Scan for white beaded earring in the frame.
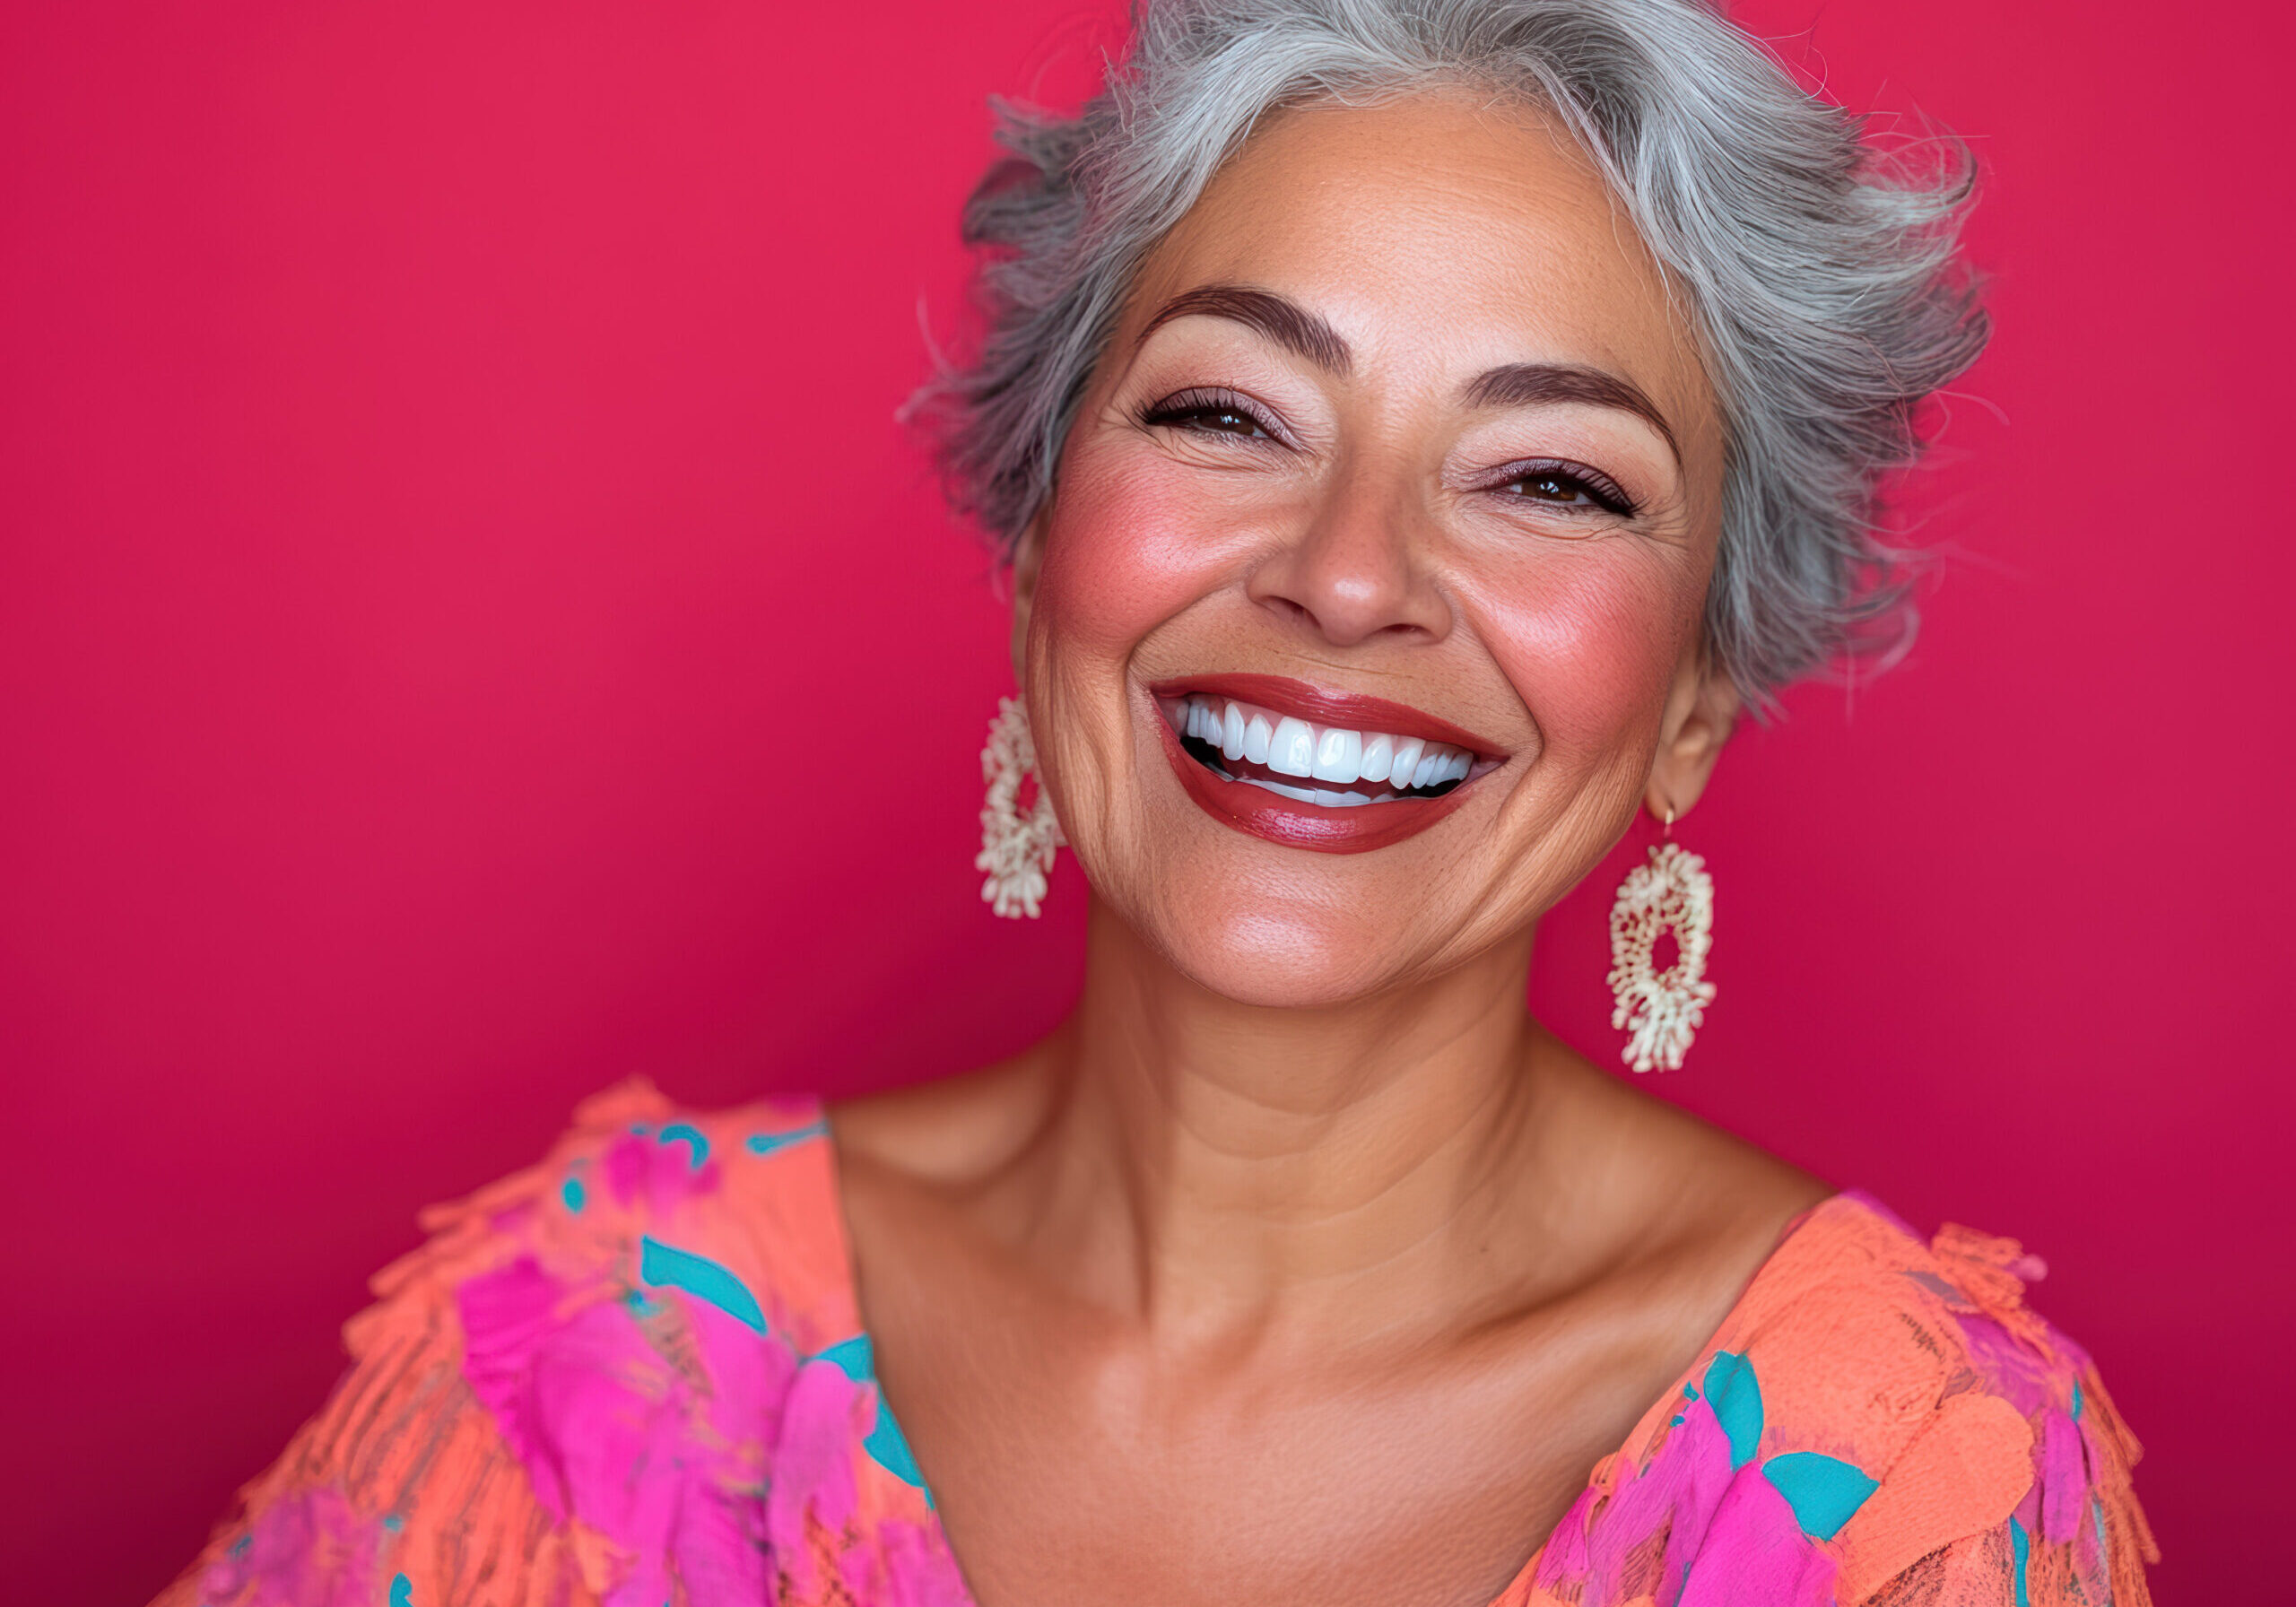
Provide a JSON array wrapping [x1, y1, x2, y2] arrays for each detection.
[[975, 696, 1064, 919], [1607, 808, 1717, 1073]]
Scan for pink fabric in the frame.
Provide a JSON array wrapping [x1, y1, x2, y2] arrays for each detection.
[[155, 1085, 2153, 1607]]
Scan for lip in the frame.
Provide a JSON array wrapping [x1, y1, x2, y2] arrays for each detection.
[[1144, 673, 1505, 758], [1148, 674, 1495, 855]]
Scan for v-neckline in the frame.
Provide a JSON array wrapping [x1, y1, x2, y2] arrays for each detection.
[[810, 1101, 1843, 1607]]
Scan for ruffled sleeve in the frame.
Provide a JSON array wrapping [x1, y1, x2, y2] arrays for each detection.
[[151, 1079, 958, 1607], [149, 1081, 675, 1607], [1852, 1224, 2158, 1607], [1514, 1195, 2157, 1607]]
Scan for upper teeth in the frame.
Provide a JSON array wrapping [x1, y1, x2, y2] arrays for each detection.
[[1168, 693, 1476, 790]]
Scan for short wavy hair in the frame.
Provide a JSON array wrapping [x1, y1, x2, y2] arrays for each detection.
[[912, 0, 1987, 708]]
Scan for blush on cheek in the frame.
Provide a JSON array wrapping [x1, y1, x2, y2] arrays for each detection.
[[1477, 555, 1697, 751], [1032, 451, 1275, 658]]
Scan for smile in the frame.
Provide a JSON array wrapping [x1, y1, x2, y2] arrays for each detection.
[[1162, 692, 1479, 804], [1147, 673, 1504, 854]]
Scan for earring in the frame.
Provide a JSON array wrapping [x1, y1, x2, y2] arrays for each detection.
[[975, 696, 1064, 919], [1607, 807, 1717, 1073]]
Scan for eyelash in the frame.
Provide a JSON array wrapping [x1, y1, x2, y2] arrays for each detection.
[[1137, 390, 1639, 519], [1480, 458, 1640, 518], [1136, 387, 1290, 446]]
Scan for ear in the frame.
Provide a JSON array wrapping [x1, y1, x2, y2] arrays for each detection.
[[1646, 645, 1740, 822], [1007, 512, 1049, 684]]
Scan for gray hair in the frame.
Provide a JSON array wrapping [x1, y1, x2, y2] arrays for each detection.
[[912, 0, 1987, 707]]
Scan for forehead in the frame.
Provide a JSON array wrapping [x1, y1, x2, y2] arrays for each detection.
[[1131, 91, 1711, 424]]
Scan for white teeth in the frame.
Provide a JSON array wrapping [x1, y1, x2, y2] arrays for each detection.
[[1269, 717, 1317, 777], [1387, 738, 1422, 788], [1248, 775, 1318, 804], [1358, 733, 1393, 785], [1172, 692, 1483, 796], [1243, 712, 1273, 764], [1240, 775, 1378, 808], [1310, 725, 1362, 784]]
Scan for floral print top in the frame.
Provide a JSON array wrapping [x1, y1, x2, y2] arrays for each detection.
[[158, 1079, 2155, 1607]]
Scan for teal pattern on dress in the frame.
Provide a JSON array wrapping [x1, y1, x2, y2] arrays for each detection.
[[1701, 1350, 1763, 1469], [657, 1122, 710, 1168], [1761, 1452, 1878, 1541], [746, 1120, 830, 1158], [817, 1333, 933, 1498], [639, 1235, 768, 1334]]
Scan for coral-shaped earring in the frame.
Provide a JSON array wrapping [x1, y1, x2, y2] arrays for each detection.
[[1607, 809, 1717, 1073], [975, 696, 1064, 919]]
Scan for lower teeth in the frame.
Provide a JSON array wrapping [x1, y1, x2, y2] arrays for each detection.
[[1249, 776, 1376, 806]]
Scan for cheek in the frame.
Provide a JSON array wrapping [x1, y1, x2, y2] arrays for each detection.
[[1031, 446, 1269, 665], [1474, 546, 1699, 755]]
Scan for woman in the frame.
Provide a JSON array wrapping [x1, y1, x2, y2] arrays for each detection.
[[161, 1, 2155, 1603]]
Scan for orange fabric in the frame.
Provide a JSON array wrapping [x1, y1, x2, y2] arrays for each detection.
[[1834, 1394, 2035, 1600], [156, 1081, 2155, 1606]]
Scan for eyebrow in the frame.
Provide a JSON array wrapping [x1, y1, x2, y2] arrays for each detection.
[[1136, 283, 1352, 376], [1136, 283, 1680, 464], [1463, 362, 1681, 464]]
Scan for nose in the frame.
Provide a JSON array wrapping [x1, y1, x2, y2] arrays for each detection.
[[1245, 464, 1453, 649]]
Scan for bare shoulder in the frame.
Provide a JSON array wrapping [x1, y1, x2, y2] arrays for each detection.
[[826, 1036, 1065, 1188], [1529, 1028, 1831, 1273]]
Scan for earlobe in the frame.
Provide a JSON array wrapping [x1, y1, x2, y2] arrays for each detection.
[[1645, 659, 1740, 821]]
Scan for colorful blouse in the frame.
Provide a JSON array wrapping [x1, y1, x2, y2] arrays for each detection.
[[158, 1080, 2156, 1607]]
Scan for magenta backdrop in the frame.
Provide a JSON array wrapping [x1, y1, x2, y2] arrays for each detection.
[[2, 0, 2287, 1599]]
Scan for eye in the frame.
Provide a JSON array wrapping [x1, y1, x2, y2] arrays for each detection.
[[1138, 387, 1282, 442], [1489, 458, 1638, 517]]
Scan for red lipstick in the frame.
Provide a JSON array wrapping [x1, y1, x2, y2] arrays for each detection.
[[1148, 674, 1497, 855]]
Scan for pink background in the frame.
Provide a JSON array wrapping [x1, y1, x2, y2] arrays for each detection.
[[2, 0, 2287, 1599]]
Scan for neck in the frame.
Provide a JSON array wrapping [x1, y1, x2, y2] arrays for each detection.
[[1030, 896, 1552, 1344]]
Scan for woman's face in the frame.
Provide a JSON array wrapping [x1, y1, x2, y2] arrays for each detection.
[[1022, 91, 1733, 1008]]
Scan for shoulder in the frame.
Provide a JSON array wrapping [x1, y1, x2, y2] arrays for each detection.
[[375, 1077, 856, 1330], [1523, 1194, 2158, 1607], [1710, 1195, 2155, 1601], [312, 1076, 863, 1379], [830, 1045, 1061, 1186], [1526, 1037, 1832, 1309], [157, 1079, 957, 1607]]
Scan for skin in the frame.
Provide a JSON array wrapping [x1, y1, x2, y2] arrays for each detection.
[[832, 91, 1829, 1607]]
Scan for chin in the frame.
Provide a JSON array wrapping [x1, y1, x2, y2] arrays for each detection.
[[1134, 885, 1418, 1010]]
